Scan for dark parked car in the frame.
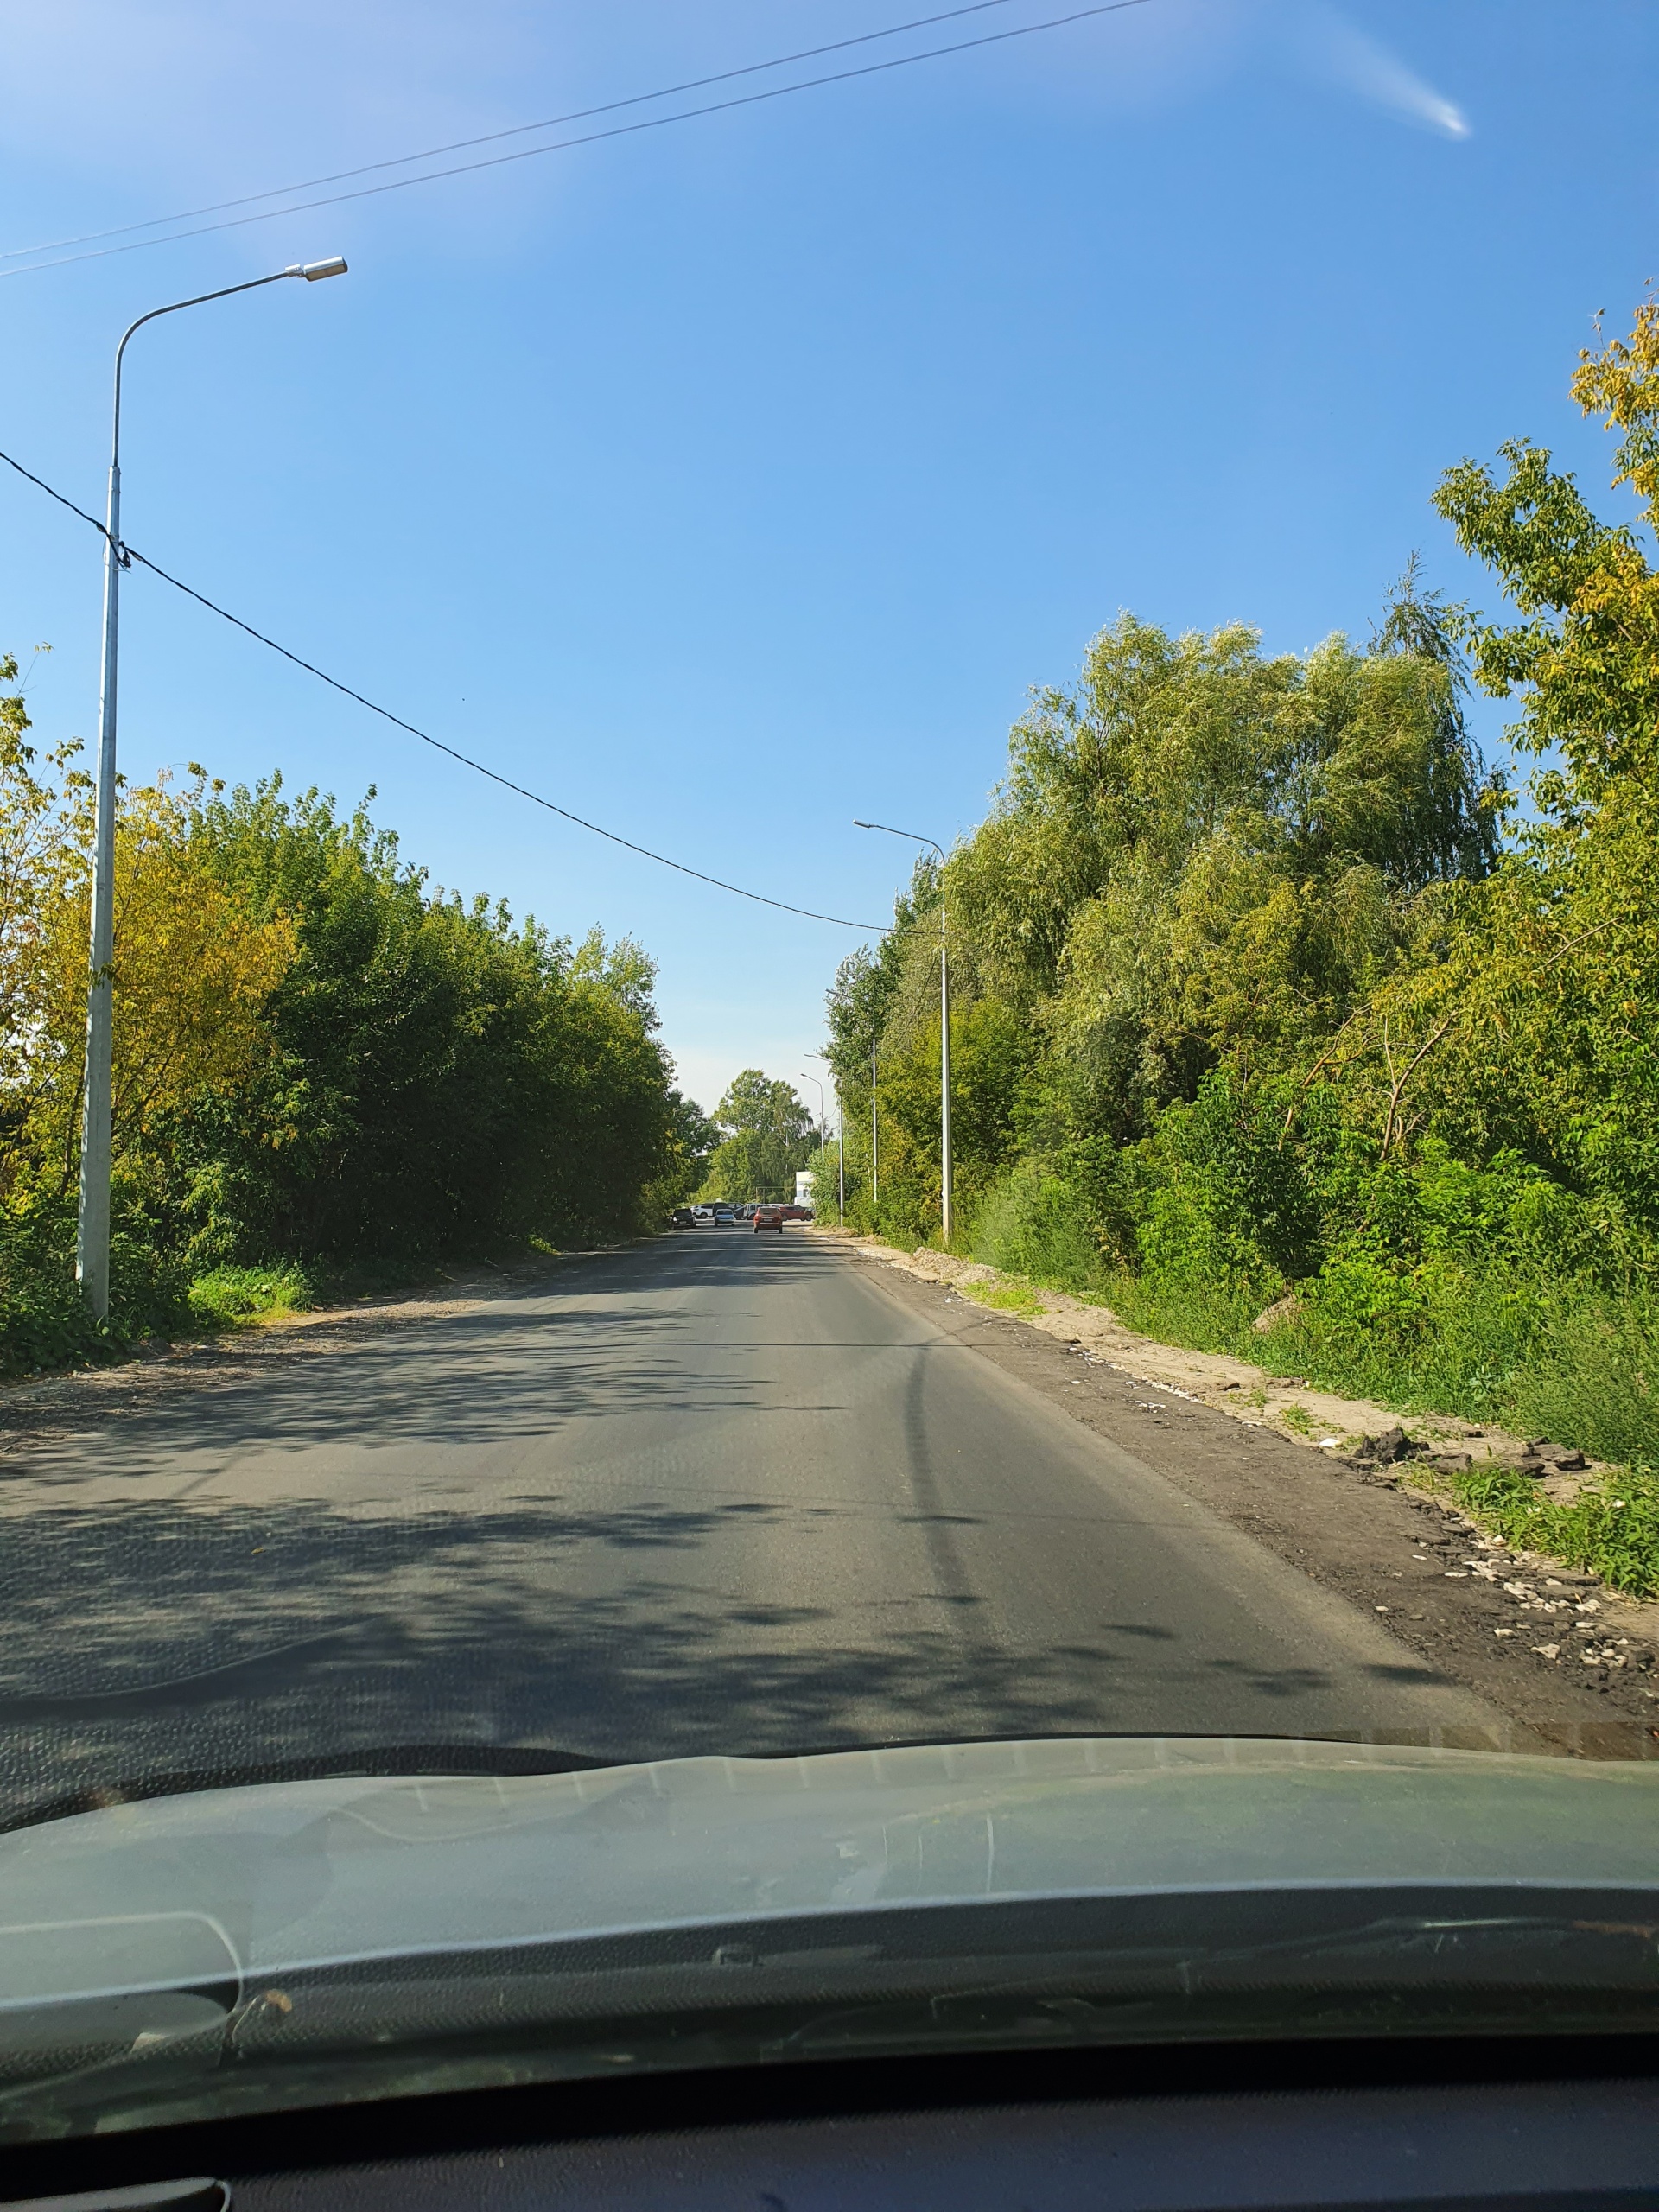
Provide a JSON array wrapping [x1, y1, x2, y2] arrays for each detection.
[[670, 1207, 695, 1229], [753, 1205, 785, 1233]]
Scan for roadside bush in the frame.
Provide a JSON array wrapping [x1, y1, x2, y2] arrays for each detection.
[[1503, 1297, 1659, 1469], [973, 1160, 1108, 1293], [0, 1211, 105, 1376], [0, 1198, 194, 1376], [1132, 1071, 1325, 1300]]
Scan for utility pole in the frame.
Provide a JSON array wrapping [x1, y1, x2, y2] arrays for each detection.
[[76, 256, 348, 1318], [853, 821, 951, 1244]]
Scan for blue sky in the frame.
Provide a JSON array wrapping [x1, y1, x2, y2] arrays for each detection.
[[1, 0, 1654, 1117]]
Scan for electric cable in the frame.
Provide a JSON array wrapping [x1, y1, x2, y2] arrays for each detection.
[[1, 0, 1029, 265], [3, 0, 1157, 277], [0, 443, 887, 932]]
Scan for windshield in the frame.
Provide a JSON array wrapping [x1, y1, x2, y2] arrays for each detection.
[[0, 0, 1656, 2146]]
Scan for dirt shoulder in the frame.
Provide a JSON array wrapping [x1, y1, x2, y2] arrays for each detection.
[[819, 1230, 1659, 1757]]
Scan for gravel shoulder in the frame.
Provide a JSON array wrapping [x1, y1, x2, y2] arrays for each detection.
[[819, 1230, 1659, 1757]]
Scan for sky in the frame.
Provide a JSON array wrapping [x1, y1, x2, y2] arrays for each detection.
[[0, 0, 1655, 1119]]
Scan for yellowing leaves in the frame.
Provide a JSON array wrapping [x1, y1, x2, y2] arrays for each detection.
[[0, 753, 296, 1189], [1438, 300, 1659, 802]]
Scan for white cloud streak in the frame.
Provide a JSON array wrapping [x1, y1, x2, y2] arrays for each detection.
[[1299, 1, 1471, 138]]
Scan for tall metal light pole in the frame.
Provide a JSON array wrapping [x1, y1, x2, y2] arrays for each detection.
[[834, 1082, 845, 1228], [76, 257, 348, 1319], [798, 1072, 826, 1154], [798, 1071, 827, 1217], [853, 820, 952, 1244], [869, 1031, 879, 1205]]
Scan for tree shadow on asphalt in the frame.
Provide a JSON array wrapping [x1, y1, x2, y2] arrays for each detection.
[[0, 1244, 925, 1497], [0, 1491, 1361, 1826], [0, 1238, 1503, 1821]]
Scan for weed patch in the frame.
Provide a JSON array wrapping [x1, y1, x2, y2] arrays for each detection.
[[962, 1278, 1048, 1319], [1424, 1459, 1659, 1601], [186, 1264, 315, 1330]]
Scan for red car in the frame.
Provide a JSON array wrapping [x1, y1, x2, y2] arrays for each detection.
[[780, 1203, 812, 1222], [753, 1205, 785, 1233]]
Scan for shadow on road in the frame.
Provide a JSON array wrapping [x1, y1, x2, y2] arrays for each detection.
[[0, 1236, 1495, 1823], [0, 1488, 1278, 1824]]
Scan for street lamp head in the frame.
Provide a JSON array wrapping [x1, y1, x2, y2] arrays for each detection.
[[853, 820, 874, 830], [293, 257, 349, 281]]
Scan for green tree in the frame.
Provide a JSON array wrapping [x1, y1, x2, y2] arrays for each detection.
[[647, 1088, 717, 1212], [699, 1071, 814, 1202], [1420, 295, 1659, 1231], [163, 777, 677, 1263]]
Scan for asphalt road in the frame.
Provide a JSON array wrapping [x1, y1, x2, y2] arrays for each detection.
[[0, 1228, 1500, 1821]]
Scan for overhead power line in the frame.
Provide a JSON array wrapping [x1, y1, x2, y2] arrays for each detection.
[[2, 0, 1026, 265], [0, 444, 887, 933], [3, 0, 1157, 277]]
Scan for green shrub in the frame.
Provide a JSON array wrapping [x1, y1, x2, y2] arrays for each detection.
[[1131, 1071, 1323, 1302], [0, 1202, 194, 1377], [186, 1264, 314, 1330], [1503, 1298, 1659, 1468], [972, 1161, 1107, 1293]]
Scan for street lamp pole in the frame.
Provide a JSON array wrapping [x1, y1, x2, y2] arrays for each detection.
[[798, 1071, 828, 1220], [836, 1083, 845, 1228], [853, 820, 951, 1244], [869, 1032, 879, 1205], [76, 257, 348, 1319]]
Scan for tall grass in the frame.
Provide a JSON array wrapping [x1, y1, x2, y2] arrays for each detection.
[[970, 1166, 1110, 1294]]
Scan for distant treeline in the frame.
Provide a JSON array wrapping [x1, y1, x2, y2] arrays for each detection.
[[819, 301, 1659, 1580], [0, 737, 703, 1371], [695, 1071, 815, 1204]]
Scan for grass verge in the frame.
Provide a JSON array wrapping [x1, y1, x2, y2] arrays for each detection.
[[1427, 1459, 1659, 1601], [185, 1263, 315, 1331], [961, 1278, 1049, 1319]]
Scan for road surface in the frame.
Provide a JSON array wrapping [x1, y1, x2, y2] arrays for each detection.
[[0, 1230, 1502, 1822]]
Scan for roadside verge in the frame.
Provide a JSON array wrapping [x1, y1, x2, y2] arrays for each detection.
[[811, 1226, 1659, 1740]]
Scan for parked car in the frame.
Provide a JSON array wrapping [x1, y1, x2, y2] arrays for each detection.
[[690, 1205, 715, 1224], [670, 1207, 695, 1229], [780, 1204, 812, 1222], [753, 1205, 785, 1233], [713, 1204, 736, 1225]]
